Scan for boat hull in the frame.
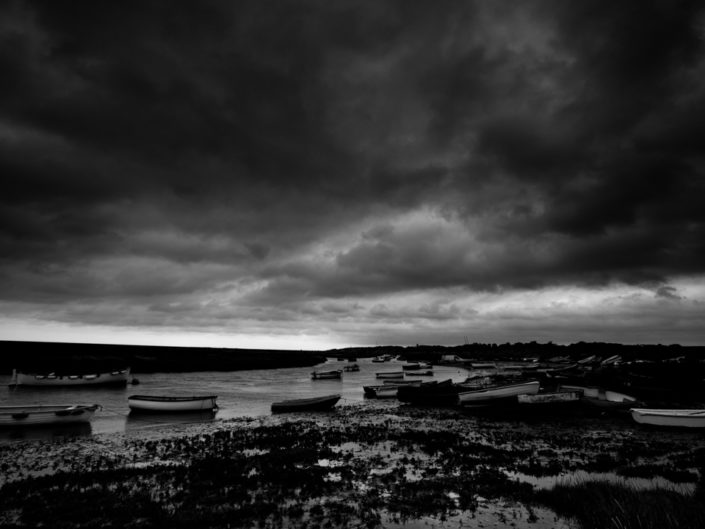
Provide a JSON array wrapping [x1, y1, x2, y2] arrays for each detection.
[[375, 372, 404, 379], [558, 385, 638, 410], [631, 408, 705, 428], [128, 396, 218, 413], [271, 394, 341, 413], [311, 370, 342, 380], [0, 405, 99, 427], [10, 368, 130, 387], [458, 381, 540, 406]]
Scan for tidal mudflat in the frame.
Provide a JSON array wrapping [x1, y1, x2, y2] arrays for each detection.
[[1, 402, 704, 528]]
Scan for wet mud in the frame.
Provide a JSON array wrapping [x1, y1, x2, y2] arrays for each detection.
[[1, 403, 704, 528]]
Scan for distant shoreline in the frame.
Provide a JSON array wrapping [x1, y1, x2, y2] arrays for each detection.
[[1, 339, 703, 376], [0, 340, 327, 375]]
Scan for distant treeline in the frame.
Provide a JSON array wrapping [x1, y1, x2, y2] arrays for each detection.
[[1, 340, 703, 376], [0, 341, 326, 375], [329, 341, 705, 363]]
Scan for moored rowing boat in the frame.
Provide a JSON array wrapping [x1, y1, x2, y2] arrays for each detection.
[[9, 368, 130, 387], [128, 395, 218, 413], [558, 385, 638, 410], [630, 408, 705, 428], [311, 370, 343, 380], [458, 381, 540, 407]]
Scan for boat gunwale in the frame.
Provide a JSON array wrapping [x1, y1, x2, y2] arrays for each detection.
[[128, 395, 218, 402]]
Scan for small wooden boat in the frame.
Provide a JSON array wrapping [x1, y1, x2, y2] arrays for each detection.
[[128, 395, 218, 413], [558, 385, 638, 410], [9, 368, 130, 387], [375, 371, 404, 379], [271, 394, 341, 413], [458, 381, 540, 407], [311, 369, 343, 380], [0, 404, 100, 426], [630, 408, 705, 428], [363, 382, 421, 398]]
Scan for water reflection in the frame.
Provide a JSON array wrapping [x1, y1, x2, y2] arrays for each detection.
[[1, 359, 470, 439], [125, 410, 218, 433], [0, 422, 93, 443]]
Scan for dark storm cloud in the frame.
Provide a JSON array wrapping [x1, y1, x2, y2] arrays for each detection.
[[1, 0, 704, 336]]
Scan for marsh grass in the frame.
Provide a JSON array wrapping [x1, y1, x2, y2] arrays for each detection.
[[535, 478, 705, 529]]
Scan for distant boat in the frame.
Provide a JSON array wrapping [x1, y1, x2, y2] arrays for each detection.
[[470, 363, 497, 370], [9, 368, 130, 387], [311, 370, 343, 380], [128, 395, 218, 413], [363, 382, 421, 398], [271, 394, 341, 413], [375, 371, 404, 379], [343, 364, 360, 372], [558, 385, 638, 410], [630, 408, 705, 428], [0, 404, 100, 426], [404, 370, 434, 376], [458, 381, 540, 407]]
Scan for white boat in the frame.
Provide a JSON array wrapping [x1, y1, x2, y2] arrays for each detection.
[[10, 368, 130, 387], [375, 371, 404, 379], [558, 385, 638, 410], [0, 404, 100, 426], [630, 408, 705, 428], [458, 380, 540, 406], [128, 395, 218, 413], [311, 369, 342, 380]]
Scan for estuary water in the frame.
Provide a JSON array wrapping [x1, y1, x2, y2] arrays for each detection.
[[0, 358, 470, 441]]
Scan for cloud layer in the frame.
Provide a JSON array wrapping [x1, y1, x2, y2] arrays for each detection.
[[1, 0, 704, 347]]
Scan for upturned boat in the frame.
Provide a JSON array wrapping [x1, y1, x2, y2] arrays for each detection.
[[9, 368, 130, 387], [311, 369, 343, 380], [0, 404, 100, 426], [630, 408, 705, 428], [127, 395, 218, 413], [271, 394, 341, 413], [457, 380, 540, 407]]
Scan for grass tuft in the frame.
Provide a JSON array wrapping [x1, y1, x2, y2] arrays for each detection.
[[535, 480, 705, 529]]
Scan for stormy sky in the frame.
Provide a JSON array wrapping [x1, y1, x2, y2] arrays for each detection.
[[1, 0, 704, 349]]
